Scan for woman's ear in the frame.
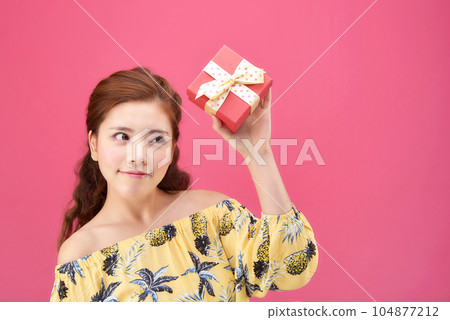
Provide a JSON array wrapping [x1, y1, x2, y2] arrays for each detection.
[[88, 130, 98, 161]]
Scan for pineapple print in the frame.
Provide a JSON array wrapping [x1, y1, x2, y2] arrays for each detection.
[[191, 212, 207, 236], [191, 212, 211, 256], [100, 243, 118, 256], [144, 224, 177, 247], [283, 239, 317, 275], [248, 214, 257, 239], [253, 218, 270, 279], [256, 239, 269, 262], [101, 243, 119, 276], [219, 211, 234, 236]]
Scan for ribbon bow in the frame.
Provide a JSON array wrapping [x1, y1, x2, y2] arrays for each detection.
[[195, 59, 265, 116]]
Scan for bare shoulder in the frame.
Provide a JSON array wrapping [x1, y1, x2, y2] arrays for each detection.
[[57, 227, 97, 265], [191, 189, 231, 208]]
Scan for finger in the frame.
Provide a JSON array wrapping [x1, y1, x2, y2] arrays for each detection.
[[212, 115, 233, 140], [211, 115, 222, 130]]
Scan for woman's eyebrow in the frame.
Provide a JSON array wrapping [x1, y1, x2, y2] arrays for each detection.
[[109, 126, 168, 134]]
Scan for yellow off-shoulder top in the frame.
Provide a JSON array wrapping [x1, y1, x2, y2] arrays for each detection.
[[50, 198, 318, 302]]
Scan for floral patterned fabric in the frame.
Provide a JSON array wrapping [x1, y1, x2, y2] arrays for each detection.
[[50, 198, 318, 302]]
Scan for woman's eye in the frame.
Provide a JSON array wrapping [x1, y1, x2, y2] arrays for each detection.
[[114, 133, 129, 141], [150, 136, 166, 144]]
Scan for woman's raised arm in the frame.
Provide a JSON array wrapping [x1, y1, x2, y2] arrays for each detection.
[[211, 88, 293, 215]]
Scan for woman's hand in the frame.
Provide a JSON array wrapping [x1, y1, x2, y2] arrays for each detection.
[[211, 88, 272, 159]]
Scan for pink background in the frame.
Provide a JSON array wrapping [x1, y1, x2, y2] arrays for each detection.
[[1, 0, 449, 302]]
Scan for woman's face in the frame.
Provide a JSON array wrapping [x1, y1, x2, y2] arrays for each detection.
[[88, 100, 175, 198]]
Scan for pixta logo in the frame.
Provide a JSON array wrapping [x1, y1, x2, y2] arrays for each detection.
[[125, 128, 173, 176], [192, 138, 325, 166]]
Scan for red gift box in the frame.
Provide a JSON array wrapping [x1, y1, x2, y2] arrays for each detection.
[[187, 45, 273, 133]]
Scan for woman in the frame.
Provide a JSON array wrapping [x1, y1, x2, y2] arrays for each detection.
[[50, 67, 318, 302]]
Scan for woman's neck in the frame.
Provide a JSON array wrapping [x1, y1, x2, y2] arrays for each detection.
[[96, 186, 171, 225]]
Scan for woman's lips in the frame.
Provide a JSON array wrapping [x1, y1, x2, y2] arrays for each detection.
[[119, 170, 149, 178]]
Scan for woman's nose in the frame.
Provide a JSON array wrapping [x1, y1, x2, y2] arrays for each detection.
[[126, 130, 161, 173], [134, 144, 149, 165]]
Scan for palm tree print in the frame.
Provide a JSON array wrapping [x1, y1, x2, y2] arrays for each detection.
[[180, 251, 219, 298], [253, 216, 270, 279], [171, 289, 205, 302], [235, 250, 263, 297], [58, 260, 86, 285], [222, 199, 236, 212], [207, 232, 230, 266], [56, 279, 69, 301], [233, 204, 252, 233], [91, 278, 121, 302], [115, 238, 150, 278], [217, 278, 236, 302], [53, 254, 91, 301], [224, 256, 235, 274], [129, 266, 178, 302], [260, 260, 285, 292], [269, 282, 281, 291], [279, 205, 305, 245], [172, 278, 236, 302]]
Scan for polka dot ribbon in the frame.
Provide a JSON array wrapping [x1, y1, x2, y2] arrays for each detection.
[[195, 59, 265, 116]]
